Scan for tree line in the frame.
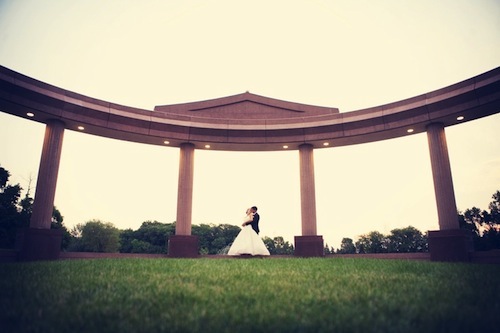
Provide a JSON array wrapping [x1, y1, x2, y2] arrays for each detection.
[[66, 220, 295, 255], [1, 165, 499, 255], [328, 225, 428, 254]]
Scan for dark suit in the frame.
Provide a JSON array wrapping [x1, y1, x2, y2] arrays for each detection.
[[250, 212, 260, 234]]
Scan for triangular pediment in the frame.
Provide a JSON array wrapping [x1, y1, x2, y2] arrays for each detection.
[[154, 92, 338, 119]]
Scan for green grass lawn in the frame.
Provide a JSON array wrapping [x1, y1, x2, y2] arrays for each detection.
[[1, 258, 498, 333]]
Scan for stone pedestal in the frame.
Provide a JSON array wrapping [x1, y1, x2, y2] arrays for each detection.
[[428, 229, 472, 262], [16, 228, 62, 261], [168, 235, 199, 258], [294, 235, 324, 257]]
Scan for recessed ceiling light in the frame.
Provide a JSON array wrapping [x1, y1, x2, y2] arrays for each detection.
[[163, 140, 170, 145], [283, 145, 289, 149], [457, 116, 464, 121], [26, 112, 35, 117], [204, 144, 211, 149], [323, 142, 329, 146], [77, 126, 85, 131], [407, 128, 414, 133]]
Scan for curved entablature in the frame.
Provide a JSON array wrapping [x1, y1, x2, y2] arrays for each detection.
[[1, 65, 499, 151]]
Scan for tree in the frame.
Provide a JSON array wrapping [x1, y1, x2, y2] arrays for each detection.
[[131, 221, 175, 253], [0, 165, 71, 250], [356, 231, 388, 253], [119, 222, 243, 254], [0, 166, 23, 248], [387, 226, 427, 253], [337, 238, 356, 254], [69, 220, 120, 252], [458, 209, 479, 236], [461, 207, 484, 235], [119, 228, 137, 253], [488, 191, 500, 223], [129, 239, 159, 253], [458, 190, 500, 251], [262, 237, 276, 254], [193, 223, 213, 254], [262, 236, 294, 255], [324, 243, 335, 254], [192, 223, 240, 254], [49, 206, 72, 250], [0, 166, 9, 188], [17, 191, 32, 228]]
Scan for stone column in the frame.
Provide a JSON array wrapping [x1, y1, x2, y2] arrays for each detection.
[[295, 144, 323, 256], [168, 142, 198, 257], [299, 144, 317, 235], [426, 122, 471, 261], [176, 143, 195, 235], [18, 119, 65, 261], [427, 123, 459, 230]]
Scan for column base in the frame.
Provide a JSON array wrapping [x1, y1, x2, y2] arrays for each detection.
[[428, 229, 473, 262], [168, 235, 199, 258], [294, 235, 324, 257], [16, 228, 62, 261]]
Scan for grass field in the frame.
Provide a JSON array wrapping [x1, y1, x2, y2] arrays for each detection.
[[1, 258, 498, 333]]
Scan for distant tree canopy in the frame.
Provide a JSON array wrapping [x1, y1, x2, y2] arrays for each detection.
[[0, 166, 24, 248], [459, 190, 500, 251], [193, 223, 241, 254], [120, 221, 175, 254], [387, 226, 428, 253], [0, 165, 70, 249], [69, 220, 121, 253], [356, 231, 388, 254], [325, 227, 427, 255], [262, 236, 294, 255], [65, 219, 295, 255], [335, 227, 428, 254], [337, 238, 356, 254], [119, 222, 294, 255]]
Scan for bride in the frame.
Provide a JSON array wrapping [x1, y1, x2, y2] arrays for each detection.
[[228, 208, 270, 256]]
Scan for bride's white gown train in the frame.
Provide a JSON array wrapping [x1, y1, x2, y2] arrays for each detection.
[[228, 226, 270, 256]]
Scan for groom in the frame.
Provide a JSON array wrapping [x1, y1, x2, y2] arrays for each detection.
[[249, 206, 260, 234]]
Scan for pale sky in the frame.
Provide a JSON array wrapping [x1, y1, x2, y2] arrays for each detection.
[[0, 0, 499, 249]]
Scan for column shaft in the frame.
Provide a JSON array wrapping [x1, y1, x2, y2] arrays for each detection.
[[30, 120, 65, 229], [426, 123, 459, 230], [299, 144, 317, 235], [176, 143, 195, 235]]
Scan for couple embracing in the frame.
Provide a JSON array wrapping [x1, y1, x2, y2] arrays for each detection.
[[228, 206, 270, 256]]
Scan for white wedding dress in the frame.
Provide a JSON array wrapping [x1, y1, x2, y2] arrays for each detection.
[[228, 215, 270, 256]]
